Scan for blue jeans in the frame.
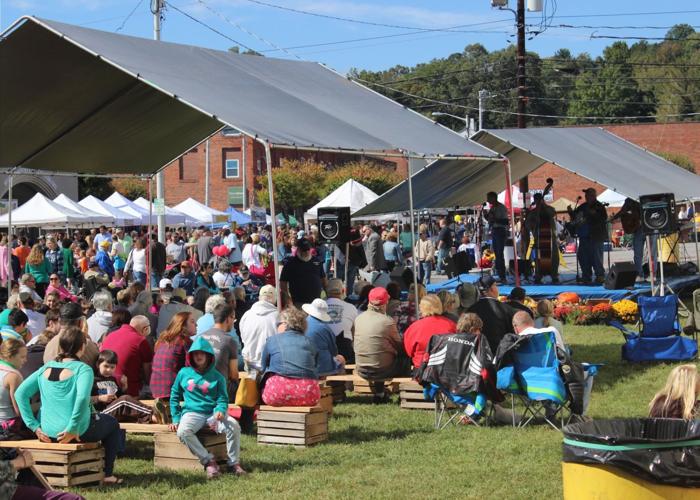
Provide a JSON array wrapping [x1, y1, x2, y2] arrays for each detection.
[[80, 413, 120, 476], [632, 230, 645, 277], [578, 238, 605, 281], [436, 248, 449, 274], [491, 227, 507, 279], [337, 262, 358, 296], [177, 412, 241, 466], [419, 261, 432, 285], [133, 271, 147, 285]]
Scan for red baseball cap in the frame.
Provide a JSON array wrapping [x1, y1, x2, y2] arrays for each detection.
[[368, 287, 389, 305]]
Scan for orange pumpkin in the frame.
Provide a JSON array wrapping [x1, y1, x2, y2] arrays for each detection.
[[558, 292, 580, 304]]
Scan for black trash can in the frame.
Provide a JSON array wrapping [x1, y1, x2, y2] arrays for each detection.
[[563, 418, 700, 488]]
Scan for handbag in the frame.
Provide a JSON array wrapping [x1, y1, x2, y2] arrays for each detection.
[[234, 376, 259, 408]]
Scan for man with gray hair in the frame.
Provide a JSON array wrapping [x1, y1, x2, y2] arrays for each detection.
[[101, 314, 154, 397], [512, 310, 566, 352], [19, 273, 43, 303], [325, 279, 357, 363], [87, 290, 113, 344]]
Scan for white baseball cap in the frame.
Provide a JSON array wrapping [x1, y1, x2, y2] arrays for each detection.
[[159, 278, 173, 289]]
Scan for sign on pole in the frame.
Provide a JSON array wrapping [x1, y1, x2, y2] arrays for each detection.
[[154, 198, 166, 216]]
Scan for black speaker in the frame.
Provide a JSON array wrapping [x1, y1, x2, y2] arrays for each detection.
[[604, 261, 638, 290], [389, 266, 414, 291], [317, 207, 351, 244], [640, 193, 677, 235], [444, 251, 474, 278]]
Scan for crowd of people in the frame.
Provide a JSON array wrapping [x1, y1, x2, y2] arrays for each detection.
[[0, 220, 696, 497]]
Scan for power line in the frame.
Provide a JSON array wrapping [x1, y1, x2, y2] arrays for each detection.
[[354, 76, 700, 121], [544, 23, 700, 30], [590, 34, 700, 42], [116, 0, 145, 32], [165, 1, 258, 53]]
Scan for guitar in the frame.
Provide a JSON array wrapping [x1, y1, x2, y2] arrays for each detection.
[[534, 179, 555, 277], [620, 211, 641, 233]]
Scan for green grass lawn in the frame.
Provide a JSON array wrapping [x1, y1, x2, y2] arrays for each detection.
[[78, 324, 695, 500]]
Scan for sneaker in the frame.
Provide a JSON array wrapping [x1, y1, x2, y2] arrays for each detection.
[[228, 463, 248, 476], [206, 461, 221, 480]]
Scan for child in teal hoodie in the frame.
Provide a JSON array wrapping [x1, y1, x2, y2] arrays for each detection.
[[169, 336, 247, 478]]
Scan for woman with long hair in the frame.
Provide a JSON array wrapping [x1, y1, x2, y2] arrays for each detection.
[[403, 295, 456, 369], [0, 338, 30, 437], [150, 312, 196, 424], [16, 327, 122, 485], [649, 364, 699, 420], [24, 244, 51, 296], [535, 299, 564, 339]]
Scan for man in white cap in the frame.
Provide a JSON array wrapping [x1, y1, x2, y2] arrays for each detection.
[[325, 279, 357, 363], [239, 285, 279, 377], [303, 298, 345, 376]]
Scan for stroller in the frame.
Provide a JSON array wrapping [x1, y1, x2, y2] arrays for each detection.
[[610, 294, 697, 362], [417, 332, 502, 429]]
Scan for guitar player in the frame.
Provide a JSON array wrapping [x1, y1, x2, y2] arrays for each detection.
[[609, 197, 652, 282], [568, 188, 608, 285]]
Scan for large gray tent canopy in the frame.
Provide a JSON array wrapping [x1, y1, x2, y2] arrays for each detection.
[[354, 126, 700, 217], [0, 16, 496, 176]]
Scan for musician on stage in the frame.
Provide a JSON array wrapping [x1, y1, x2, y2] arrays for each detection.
[[568, 188, 608, 285], [485, 191, 508, 283], [609, 197, 651, 281], [526, 192, 560, 284]]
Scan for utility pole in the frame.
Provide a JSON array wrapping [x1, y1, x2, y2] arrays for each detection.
[[516, 0, 529, 207], [478, 89, 489, 131], [152, 0, 166, 243]]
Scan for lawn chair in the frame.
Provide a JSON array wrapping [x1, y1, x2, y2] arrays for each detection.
[[496, 331, 569, 430], [683, 288, 700, 340], [610, 294, 697, 362], [418, 332, 501, 430]]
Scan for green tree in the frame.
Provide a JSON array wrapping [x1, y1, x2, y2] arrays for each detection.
[[78, 177, 113, 199], [322, 161, 403, 196], [112, 178, 148, 199], [255, 159, 327, 217], [655, 151, 696, 173]]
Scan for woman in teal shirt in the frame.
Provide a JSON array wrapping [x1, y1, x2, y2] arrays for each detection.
[[16, 327, 122, 485], [23, 244, 51, 297]]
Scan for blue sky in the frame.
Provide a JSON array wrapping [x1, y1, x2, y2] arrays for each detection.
[[2, 0, 700, 74]]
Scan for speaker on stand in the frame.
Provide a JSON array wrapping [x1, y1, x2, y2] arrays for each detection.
[[640, 193, 677, 297], [317, 207, 351, 280]]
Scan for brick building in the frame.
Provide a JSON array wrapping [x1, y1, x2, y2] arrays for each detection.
[[163, 122, 698, 212], [162, 127, 409, 211]]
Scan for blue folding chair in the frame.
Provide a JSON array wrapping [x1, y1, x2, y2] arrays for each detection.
[[610, 295, 698, 362], [496, 331, 568, 430]]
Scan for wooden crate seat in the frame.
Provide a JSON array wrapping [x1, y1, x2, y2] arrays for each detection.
[[257, 405, 328, 447], [154, 431, 227, 471]]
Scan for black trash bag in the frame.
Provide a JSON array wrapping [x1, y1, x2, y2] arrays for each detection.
[[563, 418, 700, 487]]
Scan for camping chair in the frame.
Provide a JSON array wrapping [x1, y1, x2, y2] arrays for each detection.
[[610, 294, 698, 362], [418, 332, 499, 430], [496, 331, 568, 431], [683, 288, 700, 341]]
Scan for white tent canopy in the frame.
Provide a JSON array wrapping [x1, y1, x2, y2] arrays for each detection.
[[104, 192, 151, 225], [598, 189, 627, 208], [133, 197, 188, 226], [304, 179, 379, 222], [0, 192, 90, 227], [79, 195, 137, 226], [53, 193, 114, 226], [173, 198, 229, 225]]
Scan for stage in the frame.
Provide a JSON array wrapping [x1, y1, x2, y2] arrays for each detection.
[[426, 272, 700, 301]]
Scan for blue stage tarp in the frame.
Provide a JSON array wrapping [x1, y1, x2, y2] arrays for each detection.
[[427, 273, 700, 301]]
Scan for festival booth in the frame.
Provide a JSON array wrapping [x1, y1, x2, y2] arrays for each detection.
[[598, 189, 627, 208], [0, 192, 97, 228], [225, 206, 252, 226], [79, 196, 138, 227], [304, 179, 379, 224], [104, 191, 151, 225], [133, 197, 188, 226], [173, 198, 230, 226], [53, 194, 115, 226]]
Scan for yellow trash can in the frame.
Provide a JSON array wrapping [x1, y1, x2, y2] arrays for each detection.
[[562, 462, 700, 499], [659, 233, 680, 263]]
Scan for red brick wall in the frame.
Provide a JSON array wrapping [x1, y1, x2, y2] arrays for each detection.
[[163, 132, 408, 211]]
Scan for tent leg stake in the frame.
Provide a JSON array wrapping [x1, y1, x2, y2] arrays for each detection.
[[260, 140, 280, 305], [6, 170, 13, 297]]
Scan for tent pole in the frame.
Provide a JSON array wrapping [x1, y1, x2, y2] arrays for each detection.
[[147, 177, 153, 290], [7, 171, 13, 297], [242, 137, 247, 211], [261, 141, 280, 301], [406, 155, 419, 307], [689, 198, 699, 272], [504, 158, 520, 287], [344, 242, 350, 293]]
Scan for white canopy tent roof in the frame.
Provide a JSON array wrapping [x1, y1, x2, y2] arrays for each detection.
[[304, 179, 378, 222], [0, 192, 90, 227], [173, 198, 229, 225], [53, 193, 114, 226], [133, 197, 188, 226], [104, 192, 151, 225], [79, 195, 137, 226], [598, 189, 627, 208]]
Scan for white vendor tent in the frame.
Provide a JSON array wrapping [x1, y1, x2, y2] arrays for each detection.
[[598, 189, 627, 208], [304, 179, 378, 222], [53, 193, 114, 226], [0, 192, 90, 227], [105, 192, 150, 225], [133, 197, 188, 226], [173, 198, 229, 225], [79, 195, 137, 226]]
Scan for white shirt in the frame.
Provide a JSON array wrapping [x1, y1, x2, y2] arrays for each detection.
[[241, 243, 266, 269], [127, 248, 147, 273], [326, 297, 358, 340], [225, 233, 242, 263], [23, 309, 46, 339], [213, 271, 236, 289]]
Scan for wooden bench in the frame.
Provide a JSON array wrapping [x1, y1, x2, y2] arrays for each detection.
[[257, 405, 328, 447], [318, 383, 334, 415], [154, 431, 228, 471], [120, 423, 171, 434], [0, 440, 104, 487], [399, 381, 435, 410]]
